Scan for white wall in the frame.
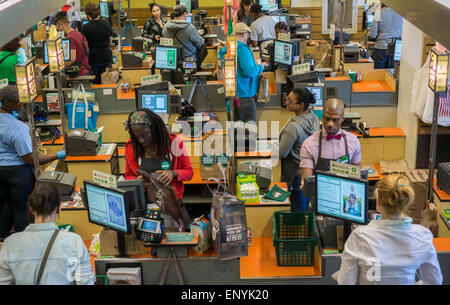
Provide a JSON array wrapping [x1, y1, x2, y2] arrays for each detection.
[[396, 20, 425, 169]]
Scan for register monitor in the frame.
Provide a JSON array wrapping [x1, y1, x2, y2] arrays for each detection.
[[394, 39, 402, 62], [186, 14, 192, 24], [273, 40, 294, 66], [44, 39, 71, 64], [139, 92, 168, 114], [155, 45, 179, 71], [99, 1, 110, 19], [84, 180, 132, 234], [315, 171, 368, 225], [116, 179, 146, 213], [294, 83, 325, 107]]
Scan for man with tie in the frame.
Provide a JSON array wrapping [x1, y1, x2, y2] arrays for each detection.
[[299, 98, 361, 187]]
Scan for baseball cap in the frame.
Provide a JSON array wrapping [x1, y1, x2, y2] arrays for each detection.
[[233, 23, 251, 34]]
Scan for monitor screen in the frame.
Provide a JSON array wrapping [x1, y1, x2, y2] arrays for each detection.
[[186, 14, 192, 24], [141, 93, 168, 113], [155, 45, 178, 70], [99, 1, 109, 19], [44, 39, 70, 64], [84, 181, 131, 234], [274, 40, 293, 66], [305, 86, 323, 106], [116, 179, 146, 211], [279, 15, 287, 24], [394, 39, 402, 62], [259, 0, 278, 11], [316, 171, 368, 224], [271, 15, 280, 24]]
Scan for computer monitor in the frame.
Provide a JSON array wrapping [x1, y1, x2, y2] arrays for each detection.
[[271, 15, 280, 23], [394, 39, 402, 62], [305, 85, 324, 107], [44, 39, 71, 64], [99, 1, 110, 19], [186, 14, 192, 24], [155, 45, 179, 70], [116, 179, 146, 212], [138, 91, 169, 114], [84, 180, 132, 234], [315, 171, 368, 225], [259, 0, 277, 12], [279, 15, 287, 24], [273, 40, 294, 66]]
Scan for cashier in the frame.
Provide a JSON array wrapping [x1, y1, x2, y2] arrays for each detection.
[[0, 37, 20, 85], [0, 86, 65, 240], [299, 98, 361, 187], [124, 110, 193, 226]]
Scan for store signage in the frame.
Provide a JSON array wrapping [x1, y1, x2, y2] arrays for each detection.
[[330, 161, 361, 179], [428, 48, 449, 93], [93, 170, 117, 188], [224, 58, 236, 97], [15, 59, 37, 103], [141, 74, 161, 86], [201, 154, 215, 168], [160, 38, 173, 47], [292, 63, 310, 75], [216, 154, 230, 166], [278, 33, 290, 42]]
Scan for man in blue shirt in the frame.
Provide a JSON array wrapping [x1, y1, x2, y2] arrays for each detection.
[[0, 86, 65, 240], [218, 23, 264, 123], [368, 4, 403, 69]]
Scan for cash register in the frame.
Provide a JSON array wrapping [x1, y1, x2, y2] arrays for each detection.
[[122, 51, 145, 67], [237, 163, 272, 190], [65, 129, 100, 156], [343, 45, 360, 62], [37, 171, 76, 201]]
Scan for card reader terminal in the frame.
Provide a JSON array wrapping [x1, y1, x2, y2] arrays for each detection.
[[136, 208, 165, 244]]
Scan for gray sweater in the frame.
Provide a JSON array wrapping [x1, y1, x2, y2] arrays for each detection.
[[162, 20, 204, 59], [279, 111, 320, 182]]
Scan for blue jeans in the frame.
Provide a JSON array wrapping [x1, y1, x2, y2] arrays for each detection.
[[372, 48, 389, 69], [239, 97, 256, 123], [0, 165, 35, 238]]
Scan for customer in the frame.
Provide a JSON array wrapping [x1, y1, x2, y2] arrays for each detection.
[[81, 2, 115, 84], [300, 98, 361, 187], [54, 11, 90, 76], [162, 4, 204, 63], [337, 175, 443, 285], [0, 37, 20, 85], [249, 4, 276, 55], [368, 4, 403, 69], [0, 86, 65, 240], [124, 109, 193, 229], [142, 3, 167, 47], [218, 23, 264, 123], [232, 0, 254, 27], [0, 183, 95, 285], [264, 21, 289, 70], [279, 88, 320, 190]]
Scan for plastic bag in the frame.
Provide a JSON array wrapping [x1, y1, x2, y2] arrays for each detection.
[[65, 83, 99, 130], [257, 75, 270, 104]]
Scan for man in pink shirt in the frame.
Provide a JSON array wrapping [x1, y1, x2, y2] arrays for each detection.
[[300, 98, 361, 187]]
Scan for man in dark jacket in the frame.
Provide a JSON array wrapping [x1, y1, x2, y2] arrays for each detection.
[[162, 4, 204, 61]]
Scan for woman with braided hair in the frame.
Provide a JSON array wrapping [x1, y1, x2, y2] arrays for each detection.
[[336, 174, 443, 285], [124, 109, 193, 230]]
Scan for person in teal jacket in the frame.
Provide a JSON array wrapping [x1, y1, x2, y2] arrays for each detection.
[[219, 23, 264, 123]]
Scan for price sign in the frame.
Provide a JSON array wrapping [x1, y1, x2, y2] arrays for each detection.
[[160, 38, 173, 46], [330, 161, 361, 179], [93, 170, 117, 188], [292, 63, 310, 75], [278, 33, 291, 42], [141, 74, 161, 86]]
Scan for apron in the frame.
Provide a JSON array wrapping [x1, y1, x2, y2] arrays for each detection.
[[139, 156, 173, 177], [314, 130, 350, 173]]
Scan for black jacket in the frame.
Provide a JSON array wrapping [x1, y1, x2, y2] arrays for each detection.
[[142, 16, 166, 46]]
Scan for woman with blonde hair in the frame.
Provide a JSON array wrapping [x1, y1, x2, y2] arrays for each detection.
[[336, 174, 443, 285]]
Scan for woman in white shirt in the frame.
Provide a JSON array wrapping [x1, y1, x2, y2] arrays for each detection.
[[0, 183, 95, 285], [337, 174, 443, 285]]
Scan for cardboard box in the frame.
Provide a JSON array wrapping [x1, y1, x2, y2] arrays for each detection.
[[99, 229, 147, 256], [190, 216, 211, 253], [101, 71, 120, 84]]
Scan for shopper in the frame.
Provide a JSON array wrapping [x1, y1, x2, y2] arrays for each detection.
[[162, 4, 204, 63], [81, 2, 115, 84], [0, 37, 20, 85], [336, 175, 443, 285], [232, 0, 254, 27], [0, 183, 95, 285], [54, 11, 90, 76], [218, 23, 264, 123], [279, 88, 320, 190], [249, 4, 276, 56], [124, 109, 193, 228], [142, 3, 167, 47], [300, 98, 361, 186], [368, 4, 403, 69], [0, 86, 65, 240]]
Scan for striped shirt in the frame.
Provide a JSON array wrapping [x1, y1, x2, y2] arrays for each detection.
[[368, 7, 403, 50], [300, 128, 361, 169]]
